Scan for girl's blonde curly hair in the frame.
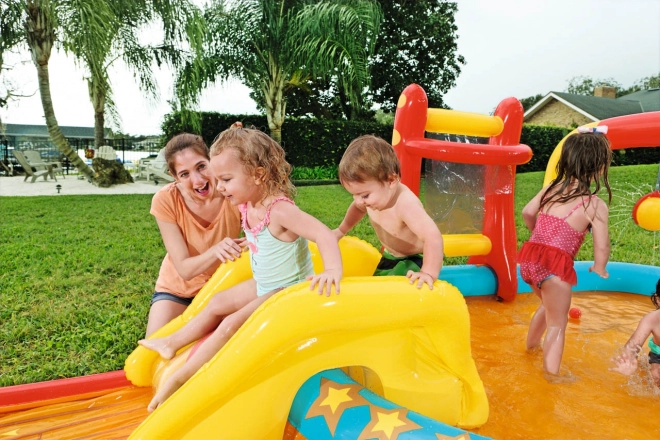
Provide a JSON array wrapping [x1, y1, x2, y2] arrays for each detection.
[[210, 124, 296, 201]]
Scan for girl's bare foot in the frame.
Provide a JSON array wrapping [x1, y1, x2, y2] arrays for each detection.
[[147, 376, 186, 412], [138, 338, 177, 360]]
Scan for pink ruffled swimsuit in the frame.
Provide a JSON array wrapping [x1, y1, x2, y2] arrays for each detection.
[[518, 197, 594, 287]]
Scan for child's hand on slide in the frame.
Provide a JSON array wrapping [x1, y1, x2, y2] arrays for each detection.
[[308, 269, 342, 296]]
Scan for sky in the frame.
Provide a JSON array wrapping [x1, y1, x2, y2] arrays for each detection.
[[1, 0, 659, 136]]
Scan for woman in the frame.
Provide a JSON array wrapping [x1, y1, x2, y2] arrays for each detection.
[[146, 133, 243, 336]]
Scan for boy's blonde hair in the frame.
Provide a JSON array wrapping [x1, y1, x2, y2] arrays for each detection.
[[210, 125, 296, 199], [338, 135, 401, 184]]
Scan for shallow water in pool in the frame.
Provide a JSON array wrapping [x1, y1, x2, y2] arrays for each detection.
[[466, 291, 660, 440]]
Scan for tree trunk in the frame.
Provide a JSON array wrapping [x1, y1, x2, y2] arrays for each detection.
[[94, 110, 105, 148], [34, 61, 95, 181], [263, 56, 285, 144], [25, 0, 94, 181]]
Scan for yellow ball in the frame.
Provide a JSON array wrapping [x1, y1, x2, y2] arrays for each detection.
[[634, 195, 660, 231]]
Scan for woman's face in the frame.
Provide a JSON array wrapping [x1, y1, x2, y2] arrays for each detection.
[[171, 149, 214, 198]]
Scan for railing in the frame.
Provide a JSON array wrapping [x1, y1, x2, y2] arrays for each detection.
[[1, 139, 163, 175]]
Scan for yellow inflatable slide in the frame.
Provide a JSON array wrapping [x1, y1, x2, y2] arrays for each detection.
[[124, 237, 488, 439]]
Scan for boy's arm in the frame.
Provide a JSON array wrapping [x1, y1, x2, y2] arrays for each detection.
[[588, 198, 610, 278], [624, 310, 660, 352], [272, 203, 343, 296], [333, 201, 367, 240], [398, 198, 444, 288]]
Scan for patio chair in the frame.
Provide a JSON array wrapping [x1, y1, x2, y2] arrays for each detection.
[[23, 150, 65, 179], [145, 148, 174, 184], [96, 145, 119, 161], [12, 150, 55, 183]]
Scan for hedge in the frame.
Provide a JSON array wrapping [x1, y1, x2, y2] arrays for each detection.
[[162, 112, 658, 173]]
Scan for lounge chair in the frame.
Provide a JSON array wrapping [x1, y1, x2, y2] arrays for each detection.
[[96, 145, 119, 161], [12, 150, 55, 183], [145, 148, 174, 184], [23, 150, 65, 179]]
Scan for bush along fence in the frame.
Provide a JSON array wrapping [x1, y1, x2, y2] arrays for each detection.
[[162, 112, 660, 173]]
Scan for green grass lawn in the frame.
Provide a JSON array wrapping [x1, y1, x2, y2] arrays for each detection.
[[1, 164, 658, 386]]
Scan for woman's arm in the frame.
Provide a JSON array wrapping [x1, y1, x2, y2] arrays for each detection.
[[157, 219, 245, 281]]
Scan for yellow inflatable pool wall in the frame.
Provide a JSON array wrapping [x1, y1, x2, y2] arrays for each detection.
[[124, 236, 488, 439]]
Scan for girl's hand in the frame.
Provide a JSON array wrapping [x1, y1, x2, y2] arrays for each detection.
[[610, 349, 639, 376], [212, 237, 246, 263], [407, 270, 435, 289], [588, 264, 609, 279], [307, 269, 342, 296]]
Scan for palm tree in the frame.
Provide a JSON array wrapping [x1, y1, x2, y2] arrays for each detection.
[[23, 0, 95, 180], [70, 0, 206, 149], [175, 0, 382, 143], [1, 0, 26, 126]]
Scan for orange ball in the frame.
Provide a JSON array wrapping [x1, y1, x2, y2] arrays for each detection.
[[568, 307, 582, 319]]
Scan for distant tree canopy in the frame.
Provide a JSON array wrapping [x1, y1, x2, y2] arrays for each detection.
[[519, 94, 544, 111], [566, 74, 660, 97], [286, 0, 465, 120]]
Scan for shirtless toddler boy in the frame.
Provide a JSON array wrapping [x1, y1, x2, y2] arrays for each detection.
[[333, 135, 444, 289]]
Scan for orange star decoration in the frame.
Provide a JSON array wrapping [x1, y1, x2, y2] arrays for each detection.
[[305, 378, 371, 435], [436, 433, 471, 440], [357, 407, 422, 440]]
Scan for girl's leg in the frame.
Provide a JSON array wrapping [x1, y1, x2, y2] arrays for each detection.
[[146, 300, 188, 338], [147, 288, 278, 412], [539, 277, 572, 375], [526, 286, 546, 350], [140, 279, 257, 359]]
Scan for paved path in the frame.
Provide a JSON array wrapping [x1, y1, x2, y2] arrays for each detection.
[[0, 175, 164, 197]]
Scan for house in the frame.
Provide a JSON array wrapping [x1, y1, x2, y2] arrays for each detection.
[[0, 123, 100, 146], [524, 87, 660, 126]]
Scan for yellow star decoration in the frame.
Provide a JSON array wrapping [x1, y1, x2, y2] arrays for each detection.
[[357, 407, 422, 440], [436, 433, 471, 440], [305, 378, 371, 436], [321, 387, 353, 413]]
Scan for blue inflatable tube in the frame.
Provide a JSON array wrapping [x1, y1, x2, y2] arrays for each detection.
[[440, 262, 660, 297]]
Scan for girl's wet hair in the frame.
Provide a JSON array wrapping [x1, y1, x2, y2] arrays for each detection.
[[652, 278, 660, 309], [163, 133, 209, 176], [541, 131, 613, 210], [209, 124, 295, 200], [338, 135, 401, 183]]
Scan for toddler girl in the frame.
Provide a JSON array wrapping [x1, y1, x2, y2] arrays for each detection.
[[140, 125, 342, 411], [519, 127, 612, 376]]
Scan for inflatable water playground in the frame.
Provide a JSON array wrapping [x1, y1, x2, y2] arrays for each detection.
[[2, 84, 660, 439]]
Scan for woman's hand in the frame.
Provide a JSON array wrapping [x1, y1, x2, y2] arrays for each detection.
[[307, 269, 342, 297], [212, 237, 246, 263]]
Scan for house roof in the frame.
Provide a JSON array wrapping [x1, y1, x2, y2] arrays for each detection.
[[618, 88, 660, 112], [524, 92, 645, 122], [1, 123, 98, 139]]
